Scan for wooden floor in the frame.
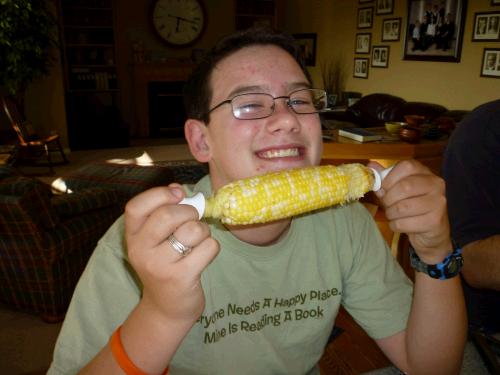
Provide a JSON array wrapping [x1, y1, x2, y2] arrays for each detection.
[[319, 307, 392, 374]]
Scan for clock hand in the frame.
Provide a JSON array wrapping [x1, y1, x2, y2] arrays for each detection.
[[167, 13, 181, 31], [167, 13, 199, 25]]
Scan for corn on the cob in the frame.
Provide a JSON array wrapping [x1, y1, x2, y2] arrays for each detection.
[[202, 163, 374, 225]]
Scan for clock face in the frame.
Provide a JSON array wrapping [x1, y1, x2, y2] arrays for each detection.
[[151, 0, 205, 46]]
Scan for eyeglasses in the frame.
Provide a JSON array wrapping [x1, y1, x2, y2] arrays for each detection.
[[206, 88, 327, 120]]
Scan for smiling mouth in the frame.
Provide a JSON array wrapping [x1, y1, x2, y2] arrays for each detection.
[[257, 148, 301, 159]]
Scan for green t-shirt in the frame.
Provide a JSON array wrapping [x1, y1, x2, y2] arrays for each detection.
[[48, 176, 412, 375]]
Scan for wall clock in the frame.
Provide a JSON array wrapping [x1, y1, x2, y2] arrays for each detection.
[[150, 0, 206, 47]]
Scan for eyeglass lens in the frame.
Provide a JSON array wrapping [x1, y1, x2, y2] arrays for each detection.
[[232, 89, 327, 120]]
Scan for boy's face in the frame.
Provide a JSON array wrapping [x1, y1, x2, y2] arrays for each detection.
[[194, 45, 323, 190]]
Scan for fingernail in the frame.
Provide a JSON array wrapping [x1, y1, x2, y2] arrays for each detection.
[[170, 187, 184, 199], [375, 188, 385, 198]]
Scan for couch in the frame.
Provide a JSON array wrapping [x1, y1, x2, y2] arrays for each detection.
[[0, 166, 124, 322], [0, 160, 208, 322], [324, 93, 470, 128]]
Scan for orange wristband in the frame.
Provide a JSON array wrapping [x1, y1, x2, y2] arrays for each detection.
[[110, 325, 169, 375]]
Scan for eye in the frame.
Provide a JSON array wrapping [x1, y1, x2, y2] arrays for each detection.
[[233, 95, 267, 114]]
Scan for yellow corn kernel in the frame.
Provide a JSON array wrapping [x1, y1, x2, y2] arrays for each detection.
[[204, 163, 374, 225]]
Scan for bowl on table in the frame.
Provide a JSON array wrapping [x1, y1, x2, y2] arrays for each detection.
[[385, 121, 407, 136], [404, 115, 426, 127], [399, 126, 421, 143]]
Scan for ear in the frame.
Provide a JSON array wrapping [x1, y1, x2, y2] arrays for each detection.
[[185, 119, 211, 163]]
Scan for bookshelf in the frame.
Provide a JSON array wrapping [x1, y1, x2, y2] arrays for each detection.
[[234, 0, 280, 30], [59, 0, 127, 150]]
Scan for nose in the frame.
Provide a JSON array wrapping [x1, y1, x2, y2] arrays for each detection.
[[265, 98, 301, 133]]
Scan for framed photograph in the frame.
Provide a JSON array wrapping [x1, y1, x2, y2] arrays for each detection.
[[376, 0, 394, 15], [372, 45, 390, 67], [354, 57, 369, 78], [293, 33, 317, 66], [480, 48, 500, 78], [403, 0, 467, 62], [472, 12, 500, 41], [358, 7, 374, 29], [355, 33, 371, 53], [382, 18, 402, 41]]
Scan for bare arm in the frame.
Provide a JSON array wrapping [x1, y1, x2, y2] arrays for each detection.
[[370, 160, 467, 374], [80, 185, 220, 374], [461, 235, 500, 290]]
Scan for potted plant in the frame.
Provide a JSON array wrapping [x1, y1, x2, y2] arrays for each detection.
[[0, 0, 57, 110], [321, 56, 347, 108]]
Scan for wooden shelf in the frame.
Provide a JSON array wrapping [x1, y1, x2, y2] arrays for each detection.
[[235, 0, 279, 30], [59, 0, 126, 150]]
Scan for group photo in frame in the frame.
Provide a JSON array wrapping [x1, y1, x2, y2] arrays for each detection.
[[382, 18, 402, 41], [372, 46, 390, 67], [353, 57, 369, 78], [293, 33, 317, 66], [376, 0, 394, 15], [355, 33, 372, 53], [472, 12, 500, 41], [481, 48, 500, 78], [403, 0, 467, 62], [358, 7, 374, 29]]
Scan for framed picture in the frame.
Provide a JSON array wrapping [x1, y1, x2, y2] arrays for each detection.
[[293, 33, 317, 66], [382, 18, 402, 41], [372, 45, 390, 67], [358, 7, 374, 29], [493, 0, 500, 5], [472, 12, 500, 41], [403, 0, 467, 62], [480, 48, 500, 78], [376, 0, 394, 15], [353, 57, 369, 78], [355, 33, 371, 53]]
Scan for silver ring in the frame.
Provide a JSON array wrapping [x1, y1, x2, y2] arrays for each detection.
[[167, 234, 192, 256]]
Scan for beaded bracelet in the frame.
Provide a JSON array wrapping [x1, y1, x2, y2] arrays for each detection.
[[110, 325, 169, 375]]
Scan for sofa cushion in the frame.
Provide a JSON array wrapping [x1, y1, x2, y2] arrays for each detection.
[[62, 162, 174, 203], [0, 176, 60, 230], [154, 160, 209, 184], [52, 187, 120, 218]]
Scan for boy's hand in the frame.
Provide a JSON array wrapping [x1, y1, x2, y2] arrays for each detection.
[[369, 160, 452, 264], [124, 184, 220, 325]]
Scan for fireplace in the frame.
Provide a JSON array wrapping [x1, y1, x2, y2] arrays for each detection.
[[148, 81, 186, 138]]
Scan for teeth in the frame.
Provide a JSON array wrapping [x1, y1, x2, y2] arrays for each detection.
[[260, 148, 299, 158]]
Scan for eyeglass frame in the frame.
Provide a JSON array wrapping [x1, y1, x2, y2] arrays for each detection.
[[205, 88, 328, 121]]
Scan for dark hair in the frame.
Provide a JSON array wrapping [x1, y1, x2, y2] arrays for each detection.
[[183, 27, 311, 123]]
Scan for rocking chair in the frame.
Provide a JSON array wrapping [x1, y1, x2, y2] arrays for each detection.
[[1, 96, 68, 173]]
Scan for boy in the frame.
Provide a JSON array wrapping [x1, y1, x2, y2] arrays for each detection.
[[49, 28, 466, 374]]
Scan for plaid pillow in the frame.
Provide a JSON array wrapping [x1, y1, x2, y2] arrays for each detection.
[[0, 176, 59, 230]]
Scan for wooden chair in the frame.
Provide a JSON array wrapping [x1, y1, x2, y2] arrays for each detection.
[[1, 96, 68, 173]]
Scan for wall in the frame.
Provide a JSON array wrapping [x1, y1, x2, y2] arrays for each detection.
[[24, 0, 499, 148], [284, 0, 500, 110]]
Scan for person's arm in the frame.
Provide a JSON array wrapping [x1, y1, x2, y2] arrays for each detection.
[[80, 184, 220, 374], [461, 235, 500, 290], [370, 160, 467, 374]]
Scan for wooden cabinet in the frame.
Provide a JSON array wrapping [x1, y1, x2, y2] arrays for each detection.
[[58, 0, 127, 150], [234, 0, 281, 30]]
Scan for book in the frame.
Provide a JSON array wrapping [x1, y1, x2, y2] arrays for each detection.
[[338, 128, 382, 142]]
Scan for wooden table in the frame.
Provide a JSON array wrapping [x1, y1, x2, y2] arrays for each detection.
[[321, 128, 448, 176], [321, 128, 449, 279]]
